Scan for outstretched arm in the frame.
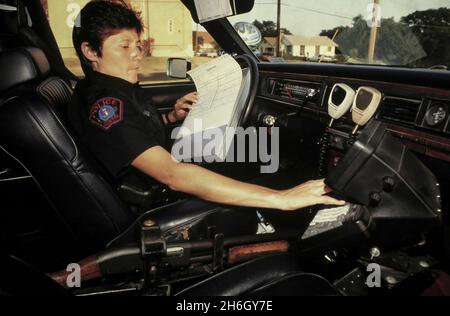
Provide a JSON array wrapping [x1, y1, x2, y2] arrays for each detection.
[[132, 146, 345, 211]]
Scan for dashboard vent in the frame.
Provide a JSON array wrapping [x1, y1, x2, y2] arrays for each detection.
[[379, 97, 421, 125]]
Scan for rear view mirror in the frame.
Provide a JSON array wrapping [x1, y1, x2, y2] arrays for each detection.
[[167, 58, 192, 79]]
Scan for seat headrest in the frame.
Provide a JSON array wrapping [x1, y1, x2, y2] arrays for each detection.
[[0, 47, 50, 94]]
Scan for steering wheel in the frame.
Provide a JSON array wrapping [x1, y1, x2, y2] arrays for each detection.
[[234, 54, 259, 127]]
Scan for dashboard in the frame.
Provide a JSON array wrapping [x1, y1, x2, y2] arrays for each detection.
[[261, 76, 449, 134], [254, 71, 450, 165]]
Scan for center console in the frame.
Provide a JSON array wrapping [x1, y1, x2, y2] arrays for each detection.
[[304, 119, 442, 255]]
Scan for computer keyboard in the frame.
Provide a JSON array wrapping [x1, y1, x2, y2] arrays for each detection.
[[301, 204, 354, 240]]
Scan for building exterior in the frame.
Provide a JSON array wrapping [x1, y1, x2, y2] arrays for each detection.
[[282, 35, 337, 58], [259, 37, 277, 56], [192, 31, 218, 55], [45, 0, 193, 58], [130, 0, 193, 58]]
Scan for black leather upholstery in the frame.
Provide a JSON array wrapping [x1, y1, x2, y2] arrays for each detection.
[[0, 47, 49, 94], [0, 253, 69, 296], [0, 9, 22, 53], [176, 253, 339, 296], [0, 48, 135, 254], [37, 76, 72, 108]]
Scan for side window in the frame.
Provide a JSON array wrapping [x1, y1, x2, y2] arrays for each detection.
[[41, 0, 220, 84]]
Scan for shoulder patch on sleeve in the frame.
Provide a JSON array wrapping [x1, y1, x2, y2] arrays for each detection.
[[89, 97, 123, 130]]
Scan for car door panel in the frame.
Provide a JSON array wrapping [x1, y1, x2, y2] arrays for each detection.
[[140, 82, 196, 112]]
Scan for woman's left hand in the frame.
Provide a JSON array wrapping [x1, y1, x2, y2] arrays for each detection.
[[171, 92, 198, 122]]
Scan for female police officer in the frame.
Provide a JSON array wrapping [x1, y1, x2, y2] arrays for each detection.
[[68, 0, 344, 212]]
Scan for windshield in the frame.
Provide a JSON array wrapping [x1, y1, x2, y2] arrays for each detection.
[[228, 0, 450, 69]]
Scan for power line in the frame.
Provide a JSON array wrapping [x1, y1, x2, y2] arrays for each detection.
[[255, 2, 450, 29], [281, 3, 353, 20], [255, 1, 353, 20]]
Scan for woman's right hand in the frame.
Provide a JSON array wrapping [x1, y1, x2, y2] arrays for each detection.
[[276, 179, 346, 211]]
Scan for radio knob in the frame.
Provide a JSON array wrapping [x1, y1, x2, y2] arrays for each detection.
[[369, 192, 382, 207], [262, 115, 277, 127], [382, 176, 396, 192], [307, 88, 318, 98]]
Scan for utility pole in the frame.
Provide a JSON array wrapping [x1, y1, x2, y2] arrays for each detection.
[[368, 0, 380, 64], [276, 0, 281, 57], [331, 28, 340, 42]]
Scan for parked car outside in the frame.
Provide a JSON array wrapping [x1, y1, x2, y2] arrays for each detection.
[[307, 54, 337, 62]]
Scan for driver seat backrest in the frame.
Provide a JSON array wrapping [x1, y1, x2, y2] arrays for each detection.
[[0, 47, 135, 256]]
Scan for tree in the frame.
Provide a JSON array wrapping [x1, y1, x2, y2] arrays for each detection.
[[320, 15, 426, 66], [320, 8, 450, 68], [401, 8, 450, 68], [320, 26, 344, 41], [252, 20, 291, 37], [281, 28, 292, 35]]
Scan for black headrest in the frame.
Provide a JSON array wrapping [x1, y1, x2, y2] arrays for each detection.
[[0, 47, 50, 94]]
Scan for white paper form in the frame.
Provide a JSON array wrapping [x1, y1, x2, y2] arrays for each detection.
[[176, 54, 242, 139], [194, 0, 234, 23]]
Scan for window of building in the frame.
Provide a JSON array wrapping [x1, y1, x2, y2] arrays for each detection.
[[300, 45, 305, 56]]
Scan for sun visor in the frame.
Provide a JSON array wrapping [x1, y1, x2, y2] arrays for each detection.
[[181, 0, 254, 24]]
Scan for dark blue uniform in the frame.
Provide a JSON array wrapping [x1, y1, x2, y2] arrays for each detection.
[[68, 71, 166, 179]]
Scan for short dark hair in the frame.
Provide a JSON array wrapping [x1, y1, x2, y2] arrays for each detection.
[[72, 0, 144, 74]]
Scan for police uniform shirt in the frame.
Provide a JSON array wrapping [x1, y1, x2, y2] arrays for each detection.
[[68, 71, 166, 179]]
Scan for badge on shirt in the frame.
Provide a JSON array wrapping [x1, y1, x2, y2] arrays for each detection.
[[89, 97, 123, 130]]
